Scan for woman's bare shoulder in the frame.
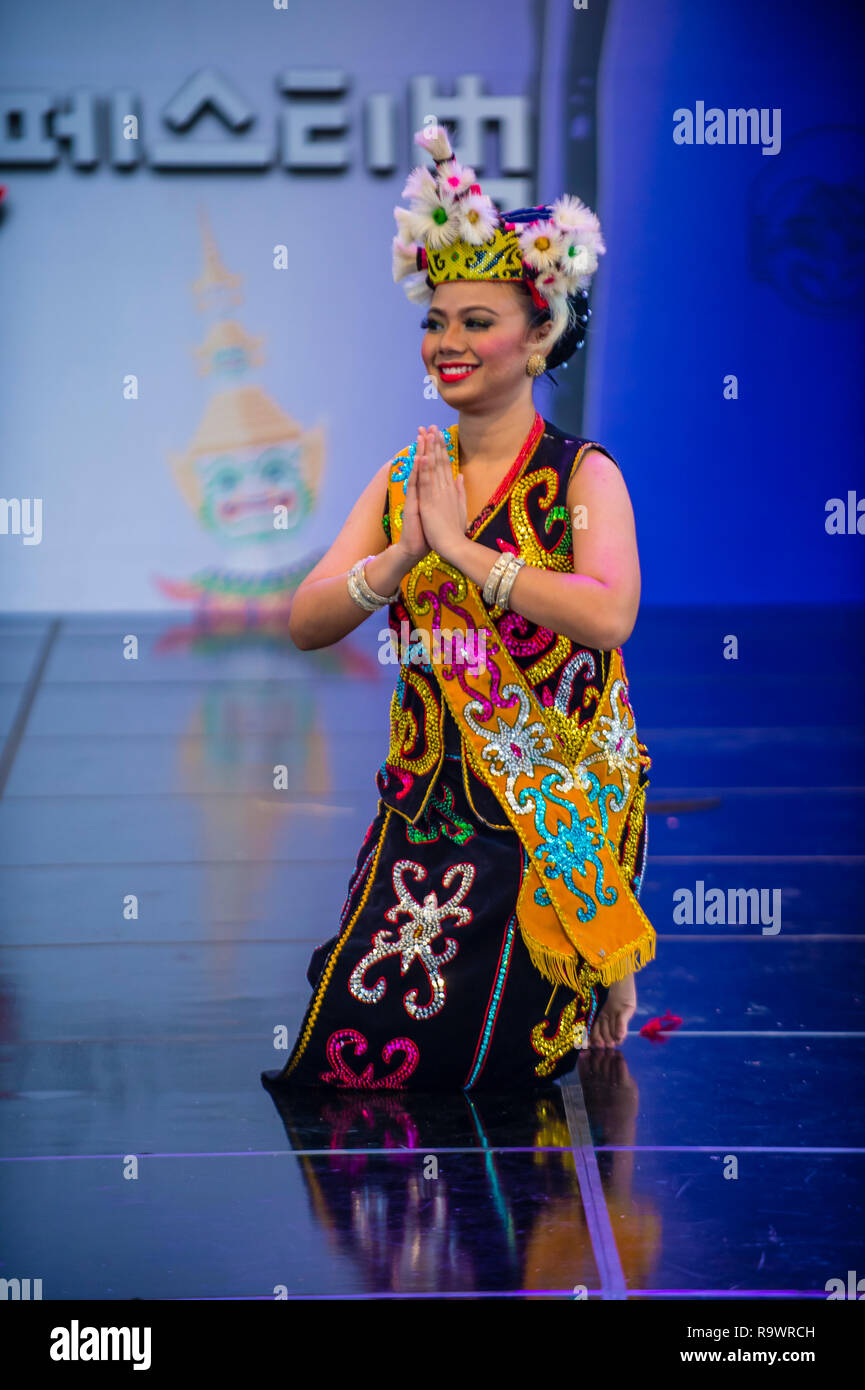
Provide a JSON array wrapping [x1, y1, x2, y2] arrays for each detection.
[[568, 443, 622, 479], [567, 446, 630, 505]]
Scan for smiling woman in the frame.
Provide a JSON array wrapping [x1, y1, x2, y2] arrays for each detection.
[[422, 278, 590, 389], [421, 284, 543, 403], [265, 122, 655, 1095]]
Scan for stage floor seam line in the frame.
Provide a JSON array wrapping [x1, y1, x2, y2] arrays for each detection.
[[0, 618, 62, 797], [1, 934, 864, 948], [2, 1144, 862, 1162], [165, 1288, 834, 1301], [2, 855, 863, 869], [8, 1030, 864, 1045], [561, 1075, 628, 1301], [4, 786, 865, 799]]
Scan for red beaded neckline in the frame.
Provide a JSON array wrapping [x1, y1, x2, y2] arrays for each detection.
[[458, 411, 545, 540]]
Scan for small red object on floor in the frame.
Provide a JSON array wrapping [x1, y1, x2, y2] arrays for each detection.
[[640, 1009, 683, 1043]]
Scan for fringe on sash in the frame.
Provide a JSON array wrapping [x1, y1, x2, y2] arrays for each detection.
[[521, 923, 657, 991]]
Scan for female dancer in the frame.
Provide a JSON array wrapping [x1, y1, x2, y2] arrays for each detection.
[[266, 124, 655, 1091]]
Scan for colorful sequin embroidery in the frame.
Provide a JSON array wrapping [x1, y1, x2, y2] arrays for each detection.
[[348, 859, 475, 1020], [406, 783, 475, 845], [465, 903, 519, 1088], [383, 667, 442, 776], [575, 677, 640, 807], [320, 1029, 420, 1088], [530, 995, 588, 1077], [377, 424, 652, 872]]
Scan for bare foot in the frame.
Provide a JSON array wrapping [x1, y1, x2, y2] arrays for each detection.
[[588, 974, 636, 1048]]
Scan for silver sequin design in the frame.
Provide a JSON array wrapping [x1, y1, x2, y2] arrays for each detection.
[[552, 650, 596, 714], [462, 683, 574, 816], [574, 678, 639, 809], [348, 860, 475, 1020]]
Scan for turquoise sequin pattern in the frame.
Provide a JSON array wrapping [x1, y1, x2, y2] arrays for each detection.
[[390, 451, 413, 492], [465, 905, 519, 1089], [390, 428, 456, 495], [528, 771, 619, 922]]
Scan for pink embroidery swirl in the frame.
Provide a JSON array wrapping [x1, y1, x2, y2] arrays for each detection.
[[320, 1028, 420, 1089]]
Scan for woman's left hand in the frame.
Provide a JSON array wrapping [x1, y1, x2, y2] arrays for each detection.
[[415, 425, 467, 561]]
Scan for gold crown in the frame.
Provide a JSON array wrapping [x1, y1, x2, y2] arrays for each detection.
[[424, 223, 525, 286]]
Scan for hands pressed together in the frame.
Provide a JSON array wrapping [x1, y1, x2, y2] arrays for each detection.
[[398, 425, 468, 566]]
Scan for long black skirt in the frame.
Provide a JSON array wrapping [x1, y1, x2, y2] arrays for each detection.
[[263, 729, 614, 1092]]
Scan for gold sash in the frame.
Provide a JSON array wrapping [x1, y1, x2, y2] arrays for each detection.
[[386, 443, 655, 991]]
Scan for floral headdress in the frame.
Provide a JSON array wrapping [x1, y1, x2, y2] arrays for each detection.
[[392, 122, 606, 331]]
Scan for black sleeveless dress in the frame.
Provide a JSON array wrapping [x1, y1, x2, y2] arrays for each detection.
[[263, 418, 650, 1092]]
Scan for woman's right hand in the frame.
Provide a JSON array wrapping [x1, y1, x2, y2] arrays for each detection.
[[395, 447, 430, 566]]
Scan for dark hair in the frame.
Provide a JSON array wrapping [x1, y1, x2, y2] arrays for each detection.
[[511, 281, 592, 381]]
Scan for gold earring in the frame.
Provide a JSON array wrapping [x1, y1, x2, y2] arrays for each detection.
[[526, 352, 547, 377]]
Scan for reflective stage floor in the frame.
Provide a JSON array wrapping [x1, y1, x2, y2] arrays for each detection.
[[1, 605, 863, 1300]]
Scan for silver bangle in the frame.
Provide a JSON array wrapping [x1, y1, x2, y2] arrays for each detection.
[[347, 568, 377, 612], [359, 554, 401, 605], [493, 554, 526, 610], [482, 552, 512, 606], [347, 555, 400, 611]]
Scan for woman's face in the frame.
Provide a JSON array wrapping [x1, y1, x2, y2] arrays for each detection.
[[420, 281, 549, 406]]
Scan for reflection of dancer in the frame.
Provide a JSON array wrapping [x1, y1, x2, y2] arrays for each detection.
[[577, 1049, 663, 1291], [262, 1069, 661, 1294], [265, 123, 655, 1093], [263, 1086, 600, 1293]]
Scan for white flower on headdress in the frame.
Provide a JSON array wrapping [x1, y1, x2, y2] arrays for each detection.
[[454, 190, 500, 246], [516, 219, 569, 275], [392, 207, 427, 291], [394, 206, 417, 242], [436, 157, 479, 201], [550, 193, 602, 239], [559, 241, 595, 283], [400, 166, 461, 250], [401, 163, 437, 205], [392, 234, 418, 284], [403, 273, 434, 305], [532, 266, 570, 309], [392, 209, 419, 267], [550, 194, 605, 284]]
